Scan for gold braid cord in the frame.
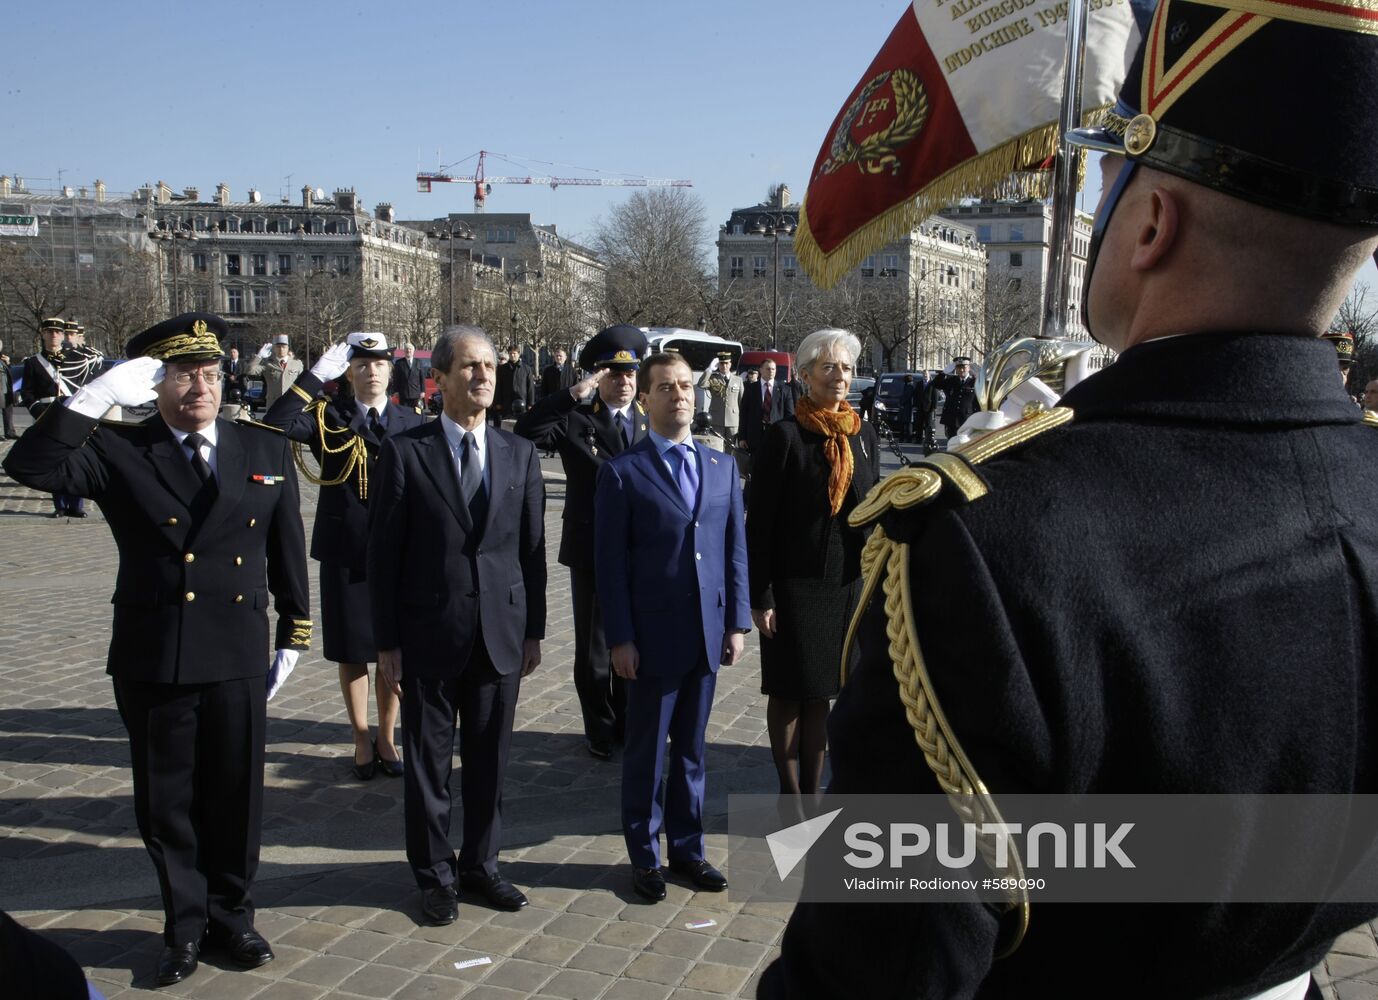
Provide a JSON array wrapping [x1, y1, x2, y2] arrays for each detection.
[[839, 407, 1077, 957], [291, 399, 371, 500]]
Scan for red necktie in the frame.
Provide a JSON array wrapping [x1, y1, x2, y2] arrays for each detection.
[[763, 383, 772, 421]]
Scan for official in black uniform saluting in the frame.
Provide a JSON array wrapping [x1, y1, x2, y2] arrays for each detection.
[[763, 7, 1378, 999], [4, 312, 311, 989], [262, 331, 424, 779], [516, 324, 649, 760]]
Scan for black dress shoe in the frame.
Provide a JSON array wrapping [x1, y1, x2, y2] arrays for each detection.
[[632, 865, 667, 901], [217, 929, 274, 968], [587, 739, 613, 761], [420, 885, 459, 925], [668, 858, 728, 892], [70, 510, 88, 518], [374, 740, 404, 778], [50, 510, 65, 519], [459, 868, 528, 910], [155, 942, 199, 987]]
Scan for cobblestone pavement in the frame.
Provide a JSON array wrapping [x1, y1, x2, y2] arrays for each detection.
[[1, 422, 1375, 999]]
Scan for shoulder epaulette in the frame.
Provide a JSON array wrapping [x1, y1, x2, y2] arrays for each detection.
[[839, 405, 1072, 959], [1363, 410, 1378, 428], [849, 406, 1074, 529]]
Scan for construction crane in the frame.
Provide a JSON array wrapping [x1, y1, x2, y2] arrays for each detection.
[[417, 150, 693, 211]]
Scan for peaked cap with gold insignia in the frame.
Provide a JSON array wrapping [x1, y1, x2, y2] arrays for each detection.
[[125, 312, 228, 363]]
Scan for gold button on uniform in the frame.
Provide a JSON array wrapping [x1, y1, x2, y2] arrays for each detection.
[[184, 553, 195, 563], [185, 592, 195, 602], [234, 595, 244, 603], [234, 556, 243, 566], [247, 518, 256, 527], [164, 517, 178, 526]]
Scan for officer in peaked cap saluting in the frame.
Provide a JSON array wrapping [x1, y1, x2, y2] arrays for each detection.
[[762, 3, 1378, 997], [516, 324, 650, 760], [261, 331, 424, 779], [4, 312, 311, 988]]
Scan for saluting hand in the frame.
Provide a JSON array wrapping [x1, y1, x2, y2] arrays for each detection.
[[257, 342, 273, 359], [378, 648, 403, 697], [611, 641, 639, 681], [310, 342, 351, 381], [569, 367, 606, 402]]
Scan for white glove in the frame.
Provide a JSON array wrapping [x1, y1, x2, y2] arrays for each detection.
[[257, 342, 273, 359], [266, 648, 299, 701], [67, 357, 163, 419], [706, 357, 721, 374], [310, 342, 351, 382], [947, 410, 1014, 450]]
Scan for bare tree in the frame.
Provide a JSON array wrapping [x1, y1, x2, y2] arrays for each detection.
[[0, 242, 72, 352], [79, 247, 164, 355], [1333, 281, 1378, 394], [593, 188, 712, 328], [279, 268, 364, 362]]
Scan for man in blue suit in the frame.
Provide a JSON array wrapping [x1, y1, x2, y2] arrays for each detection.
[[594, 351, 750, 901]]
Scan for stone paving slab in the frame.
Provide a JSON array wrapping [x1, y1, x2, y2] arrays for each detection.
[[1, 425, 1375, 999]]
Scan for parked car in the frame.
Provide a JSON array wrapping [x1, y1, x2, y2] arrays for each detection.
[[845, 376, 876, 411], [871, 371, 929, 433], [242, 375, 267, 413]]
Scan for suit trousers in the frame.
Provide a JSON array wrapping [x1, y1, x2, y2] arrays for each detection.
[[569, 565, 625, 746], [622, 657, 716, 870], [401, 635, 520, 889], [112, 676, 266, 945]]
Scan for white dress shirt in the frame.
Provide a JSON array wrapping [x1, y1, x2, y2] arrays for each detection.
[[170, 423, 219, 483], [439, 412, 490, 491]]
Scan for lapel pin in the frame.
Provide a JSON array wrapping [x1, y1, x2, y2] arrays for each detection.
[[710, 456, 718, 465]]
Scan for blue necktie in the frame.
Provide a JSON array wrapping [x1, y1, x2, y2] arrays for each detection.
[[675, 443, 699, 511]]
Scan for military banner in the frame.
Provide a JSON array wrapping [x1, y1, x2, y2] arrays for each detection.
[[795, 0, 1139, 288]]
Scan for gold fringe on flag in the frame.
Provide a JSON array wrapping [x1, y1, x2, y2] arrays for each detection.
[[795, 108, 1111, 290]]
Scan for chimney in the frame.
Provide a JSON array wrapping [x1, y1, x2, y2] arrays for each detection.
[[0, 176, 9, 197], [215, 182, 230, 205], [14, 176, 25, 192], [248, 188, 261, 204], [183, 186, 199, 201], [374, 202, 394, 223], [301, 185, 314, 208], [778, 184, 792, 209], [62, 186, 74, 198], [94, 179, 106, 203], [334, 187, 358, 211], [156, 180, 173, 203]]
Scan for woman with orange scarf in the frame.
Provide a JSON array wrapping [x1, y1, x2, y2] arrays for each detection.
[[746, 329, 880, 805]]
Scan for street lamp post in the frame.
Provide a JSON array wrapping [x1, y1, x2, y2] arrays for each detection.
[[426, 219, 475, 327], [147, 221, 197, 312], [751, 213, 795, 349]]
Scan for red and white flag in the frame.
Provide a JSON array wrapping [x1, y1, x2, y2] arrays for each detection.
[[795, 0, 1139, 288]]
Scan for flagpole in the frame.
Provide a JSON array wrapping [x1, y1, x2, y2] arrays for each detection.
[[1041, 0, 1092, 339]]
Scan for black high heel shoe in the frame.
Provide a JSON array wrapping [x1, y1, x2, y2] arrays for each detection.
[[351, 746, 376, 781], [374, 740, 404, 778]]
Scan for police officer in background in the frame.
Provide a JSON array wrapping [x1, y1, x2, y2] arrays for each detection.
[[930, 355, 977, 444], [4, 312, 311, 988], [763, 7, 1378, 998], [516, 325, 649, 760], [20, 318, 85, 516]]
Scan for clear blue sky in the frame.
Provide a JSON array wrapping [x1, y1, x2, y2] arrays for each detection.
[[3, 0, 917, 250], [5, 0, 1372, 291]]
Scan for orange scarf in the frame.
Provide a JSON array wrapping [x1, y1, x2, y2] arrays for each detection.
[[795, 395, 861, 515]]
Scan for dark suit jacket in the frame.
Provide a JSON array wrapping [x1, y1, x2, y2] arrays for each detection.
[[593, 436, 749, 678], [261, 372, 424, 572], [933, 372, 977, 428], [745, 416, 879, 609], [391, 357, 424, 402], [541, 363, 575, 398], [738, 378, 795, 452], [515, 391, 649, 571], [3, 405, 311, 683], [762, 332, 1378, 999], [367, 420, 546, 676], [494, 361, 535, 415]]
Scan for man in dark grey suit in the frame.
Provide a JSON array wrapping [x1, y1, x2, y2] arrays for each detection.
[[368, 325, 546, 925]]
